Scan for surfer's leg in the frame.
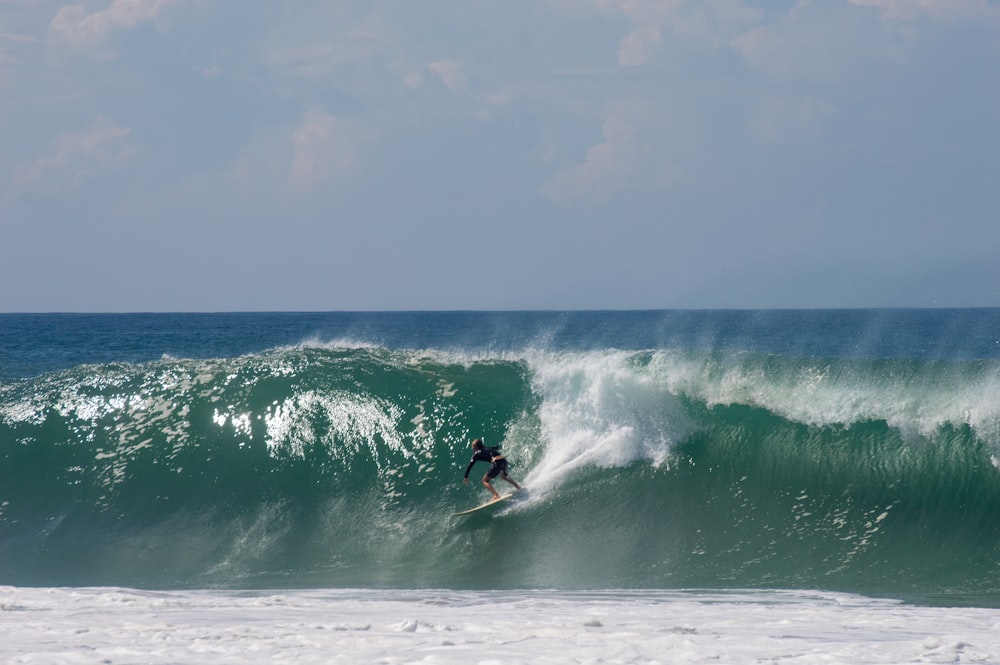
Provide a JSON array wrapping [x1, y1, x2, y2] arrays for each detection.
[[482, 474, 501, 500], [496, 459, 521, 490], [500, 472, 521, 491]]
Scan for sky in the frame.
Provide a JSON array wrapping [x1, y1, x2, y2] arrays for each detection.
[[2, 0, 999, 312]]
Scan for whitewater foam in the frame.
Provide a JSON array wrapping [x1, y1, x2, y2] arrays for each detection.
[[521, 350, 691, 494], [3, 586, 1000, 665]]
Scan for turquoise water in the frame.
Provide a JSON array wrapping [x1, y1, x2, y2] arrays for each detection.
[[2, 311, 1000, 605]]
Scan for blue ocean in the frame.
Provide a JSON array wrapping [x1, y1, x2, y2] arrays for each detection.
[[3, 310, 1000, 610]]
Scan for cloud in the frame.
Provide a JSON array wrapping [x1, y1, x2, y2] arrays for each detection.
[[50, 0, 173, 50], [402, 69, 424, 90], [427, 60, 469, 91], [540, 130, 558, 164], [618, 25, 662, 66], [750, 95, 836, 144], [547, 0, 764, 65], [0, 32, 36, 100], [730, 6, 868, 79], [285, 109, 370, 195], [729, 0, 996, 80], [540, 118, 642, 204], [262, 7, 396, 83], [143, 107, 374, 221], [849, 0, 1000, 21], [0, 31, 36, 66], [12, 116, 135, 195], [199, 64, 223, 79], [162, 106, 375, 210]]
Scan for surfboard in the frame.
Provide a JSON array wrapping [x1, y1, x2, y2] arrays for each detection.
[[452, 491, 518, 517]]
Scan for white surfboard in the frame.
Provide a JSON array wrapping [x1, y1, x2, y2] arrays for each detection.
[[452, 490, 521, 517]]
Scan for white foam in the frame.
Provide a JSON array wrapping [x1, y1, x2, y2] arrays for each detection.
[[522, 349, 1000, 474], [522, 350, 692, 494], [651, 350, 1000, 446], [2, 586, 999, 664]]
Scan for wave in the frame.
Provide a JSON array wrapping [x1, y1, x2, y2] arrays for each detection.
[[2, 344, 1000, 602]]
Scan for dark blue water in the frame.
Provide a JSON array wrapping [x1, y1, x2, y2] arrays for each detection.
[[4, 309, 998, 381]]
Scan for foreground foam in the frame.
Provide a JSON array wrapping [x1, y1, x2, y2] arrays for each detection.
[[3, 587, 999, 665]]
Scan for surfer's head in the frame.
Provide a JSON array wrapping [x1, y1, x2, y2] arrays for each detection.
[[471, 438, 484, 450]]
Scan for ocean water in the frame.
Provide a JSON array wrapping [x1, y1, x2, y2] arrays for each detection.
[[3, 310, 1000, 663]]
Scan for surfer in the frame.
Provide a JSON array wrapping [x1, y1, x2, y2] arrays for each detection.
[[462, 438, 521, 500]]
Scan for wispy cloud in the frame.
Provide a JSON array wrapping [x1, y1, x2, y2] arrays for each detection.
[[0, 31, 36, 65], [730, 6, 870, 80], [750, 95, 836, 144], [262, 7, 396, 83], [427, 60, 469, 91], [12, 116, 135, 194], [849, 0, 1000, 21], [541, 118, 642, 204], [548, 0, 764, 50], [50, 0, 174, 52], [285, 108, 369, 195], [618, 25, 662, 66]]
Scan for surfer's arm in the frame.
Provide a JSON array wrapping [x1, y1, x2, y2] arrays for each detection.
[[463, 459, 477, 479]]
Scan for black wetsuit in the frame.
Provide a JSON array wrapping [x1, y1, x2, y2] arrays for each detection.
[[465, 446, 507, 479]]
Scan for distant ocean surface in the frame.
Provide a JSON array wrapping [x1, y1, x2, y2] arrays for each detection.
[[4, 310, 1000, 663]]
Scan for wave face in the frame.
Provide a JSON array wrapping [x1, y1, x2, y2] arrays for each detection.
[[2, 311, 1000, 604]]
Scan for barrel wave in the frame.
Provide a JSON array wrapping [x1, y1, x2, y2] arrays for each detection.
[[3, 338, 1000, 604]]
